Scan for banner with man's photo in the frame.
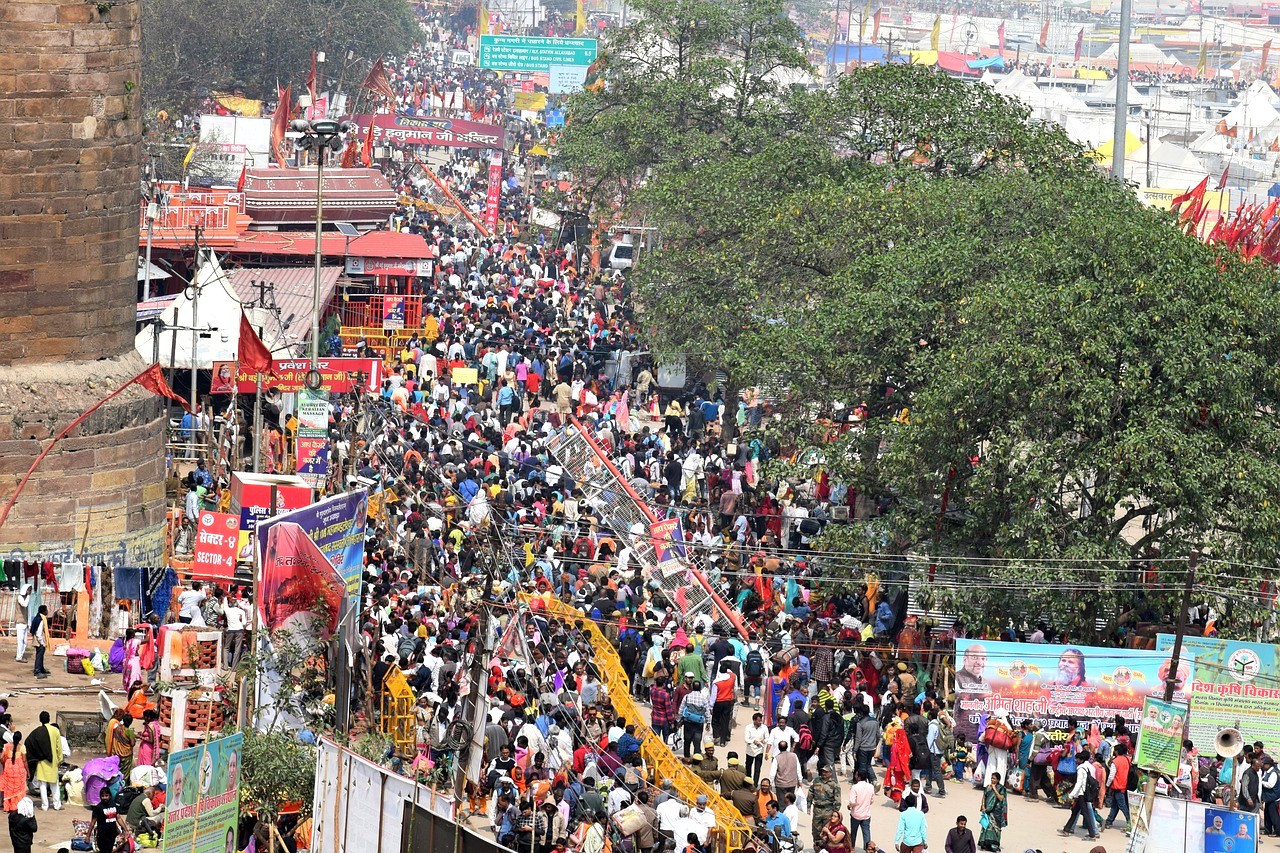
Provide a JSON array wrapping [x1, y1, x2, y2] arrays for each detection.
[[953, 638, 1192, 742]]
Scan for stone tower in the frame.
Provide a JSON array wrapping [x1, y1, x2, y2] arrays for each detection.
[[0, 0, 168, 567]]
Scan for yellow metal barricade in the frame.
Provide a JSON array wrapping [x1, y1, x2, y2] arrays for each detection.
[[523, 594, 754, 853], [382, 669, 416, 755]]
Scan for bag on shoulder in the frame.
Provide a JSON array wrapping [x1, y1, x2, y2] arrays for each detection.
[[798, 723, 814, 752]]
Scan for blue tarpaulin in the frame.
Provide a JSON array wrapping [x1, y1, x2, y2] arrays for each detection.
[[825, 43, 888, 64], [1268, 183, 1280, 198], [966, 56, 1006, 70]]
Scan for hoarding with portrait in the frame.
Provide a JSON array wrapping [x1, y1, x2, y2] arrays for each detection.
[[954, 638, 1192, 742]]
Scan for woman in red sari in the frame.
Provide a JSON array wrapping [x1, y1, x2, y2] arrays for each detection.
[[884, 716, 911, 804]]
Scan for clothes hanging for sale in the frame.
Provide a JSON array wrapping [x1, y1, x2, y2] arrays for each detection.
[[1, 560, 18, 586], [113, 566, 144, 602], [41, 561, 56, 590], [23, 561, 38, 580], [58, 561, 85, 592], [144, 567, 178, 621]]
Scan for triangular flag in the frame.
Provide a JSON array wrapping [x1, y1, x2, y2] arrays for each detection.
[[134, 364, 193, 413], [930, 15, 941, 50], [1039, 19, 1050, 48], [859, 2, 870, 40], [872, 8, 882, 43], [236, 164, 246, 193], [479, 3, 490, 35], [1170, 177, 1208, 214], [1197, 42, 1207, 77], [1262, 39, 1273, 74], [997, 21, 1006, 53], [1074, 28, 1084, 62], [1218, 165, 1230, 190], [182, 143, 197, 170], [360, 119, 375, 167]]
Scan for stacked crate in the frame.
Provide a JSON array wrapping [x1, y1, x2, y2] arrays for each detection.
[[157, 626, 228, 751]]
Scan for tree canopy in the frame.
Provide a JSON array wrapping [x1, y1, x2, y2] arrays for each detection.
[[562, 55, 1280, 631], [141, 0, 418, 115]]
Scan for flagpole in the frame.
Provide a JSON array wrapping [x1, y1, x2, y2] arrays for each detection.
[[253, 371, 264, 474]]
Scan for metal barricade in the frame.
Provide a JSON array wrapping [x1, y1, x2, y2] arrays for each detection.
[[523, 593, 754, 853], [382, 668, 417, 756], [546, 421, 746, 638]]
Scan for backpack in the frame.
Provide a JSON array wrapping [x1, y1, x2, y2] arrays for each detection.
[[1127, 762, 1141, 792], [1084, 768, 1101, 803], [115, 786, 141, 812], [798, 723, 814, 752], [619, 634, 640, 661], [744, 649, 764, 678], [937, 721, 957, 756], [682, 701, 706, 725]]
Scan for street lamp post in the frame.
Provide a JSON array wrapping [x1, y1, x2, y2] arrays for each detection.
[[290, 118, 350, 377]]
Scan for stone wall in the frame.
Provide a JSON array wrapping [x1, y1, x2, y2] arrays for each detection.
[[0, 1, 166, 563], [0, 0, 143, 365]]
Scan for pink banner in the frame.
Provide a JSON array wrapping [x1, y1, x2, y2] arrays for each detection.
[[258, 522, 346, 640], [484, 154, 503, 232], [349, 113, 505, 149]]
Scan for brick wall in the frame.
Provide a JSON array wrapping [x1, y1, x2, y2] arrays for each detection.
[[0, 0, 143, 365], [0, 1, 166, 564]]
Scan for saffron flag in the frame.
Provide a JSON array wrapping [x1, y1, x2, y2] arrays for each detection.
[[1218, 165, 1230, 190], [575, 0, 586, 34], [1039, 19, 1050, 48], [1262, 39, 1273, 74], [236, 164, 246, 192], [270, 84, 291, 168], [238, 312, 274, 376], [930, 15, 941, 50], [872, 8, 882, 42], [1197, 42, 1207, 76], [181, 143, 196, 170], [360, 120, 375, 167], [479, 3, 490, 34], [134, 364, 193, 413], [1074, 28, 1084, 62], [860, 1, 870, 40], [1170, 177, 1208, 215], [997, 21, 1006, 53], [361, 58, 398, 102]]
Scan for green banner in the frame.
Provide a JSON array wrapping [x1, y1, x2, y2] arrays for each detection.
[[161, 732, 243, 853], [479, 35, 598, 71], [1134, 696, 1188, 776]]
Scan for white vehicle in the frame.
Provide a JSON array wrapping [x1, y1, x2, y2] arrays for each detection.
[[607, 234, 636, 270]]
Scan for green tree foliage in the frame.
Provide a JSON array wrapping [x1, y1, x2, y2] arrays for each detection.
[[141, 0, 419, 115], [588, 61, 1280, 632], [227, 727, 318, 822]]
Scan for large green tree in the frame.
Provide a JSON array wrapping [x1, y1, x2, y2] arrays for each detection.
[[585, 62, 1280, 633], [141, 0, 419, 115]]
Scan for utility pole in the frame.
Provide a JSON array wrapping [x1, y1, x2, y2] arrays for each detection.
[[1131, 549, 1198, 847], [454, 571, 495, 823], [190, 226, 204, 448], [1110, 0, 1134, 179], [880, 31, 904, 62], [142, 151, 158, 302]]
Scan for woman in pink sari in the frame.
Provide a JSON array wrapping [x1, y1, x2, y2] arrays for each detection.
[[137, 709, 161, 768], [122, 629, 143, 692]]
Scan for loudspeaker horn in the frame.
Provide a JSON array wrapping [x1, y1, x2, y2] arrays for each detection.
[[1217, 727, 1244, 759]]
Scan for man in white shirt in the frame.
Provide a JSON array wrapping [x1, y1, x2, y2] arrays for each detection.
[[222, 595, 248, 668], [689, 795, 717, 835], [744, 712, 769, 783], [767, 717, 799, 759], [1059, 751, 1100, 839], [655, 794, 684, 835], [177, 582, 207, 626]]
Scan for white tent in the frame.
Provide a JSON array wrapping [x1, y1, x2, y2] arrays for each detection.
[[1222, 91, 1280, 133], [1083, 76, 1148, 107], [1125, 140, 1209, 186], [135, 250, 245, 370], [1098, 42, 1176, 67]]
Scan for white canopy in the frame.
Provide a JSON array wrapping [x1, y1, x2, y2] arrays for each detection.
[[135, 250, 246, 370]]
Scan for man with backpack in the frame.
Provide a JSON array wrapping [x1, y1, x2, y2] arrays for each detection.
[[1102, 742, 1133, 833], [854, 704, 880, 784], [1058, 750, 1101, 840], [926, 709, 950, 797], [743, 643, 767, 708], [678, 680, 710, 760]]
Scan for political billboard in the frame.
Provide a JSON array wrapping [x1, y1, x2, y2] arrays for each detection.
[[953, 638, 1192, 742], [161, 732, 242, 853], [1155, 634, 1280, 752], [256, 490, 368, 604], [1134, 697, 1189, 775]]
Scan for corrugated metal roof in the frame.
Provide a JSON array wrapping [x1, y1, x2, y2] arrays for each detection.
[[226, 266, 343, 353], [347, 230, 434, 259], [231, 231, 353, 257]]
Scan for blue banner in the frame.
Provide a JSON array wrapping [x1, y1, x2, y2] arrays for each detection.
[[257, 490, 368, 603]]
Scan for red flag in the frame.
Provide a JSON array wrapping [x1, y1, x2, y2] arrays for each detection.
[[997, 21, 1006, 53], [1218, 165, 1230, 190], [238, 311, 274, 376], [361, 58, 398, 102], [872, 8, 882, 42], [1262, 39, 1273, 74], [1170, 177, 1208, 214], [1074, 28, 1084, 62], [339, 137, 358, 169], [674, 585, 688, 614], [1271, 137, 1279, 152], [133, 364, 193, 413], [306, 51, 317, 104], [271, 84, 292, 168], [236, 164, 246, 192], [360, 122, 375, 167], [1227, 124, 1239, 138], [1217, 119, 1229, 134], [1039, 19, 1050, 47]]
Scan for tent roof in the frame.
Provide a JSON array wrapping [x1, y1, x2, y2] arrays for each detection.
[[826, 43, 888, 64], [134, 251, 245, 370], [1089, 129, 1144, 163], [226, 266, 342, 356]]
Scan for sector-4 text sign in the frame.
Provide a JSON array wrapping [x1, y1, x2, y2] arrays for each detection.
[[479, 35, 598, 72]]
